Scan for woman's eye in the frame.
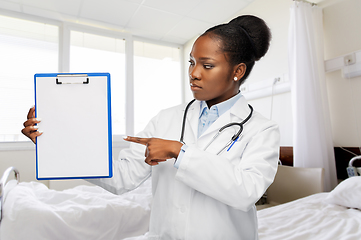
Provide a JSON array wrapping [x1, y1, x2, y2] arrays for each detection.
[[204, 64, 213, 69], [188, 60, 195, 66]]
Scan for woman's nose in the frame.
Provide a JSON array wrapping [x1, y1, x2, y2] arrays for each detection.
[[189, 66, 200, 80]]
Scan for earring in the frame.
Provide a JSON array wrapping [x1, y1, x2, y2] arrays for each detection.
[[234, 77, 238, 81]]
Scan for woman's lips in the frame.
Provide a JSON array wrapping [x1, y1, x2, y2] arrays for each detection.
[[190, 82, 202, 91]]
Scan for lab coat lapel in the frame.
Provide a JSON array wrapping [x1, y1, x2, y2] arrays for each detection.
[[183, 100, 200, 145], [229, 96, 252, 122]]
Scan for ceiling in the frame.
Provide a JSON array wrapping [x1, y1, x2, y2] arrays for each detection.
[[0, 0, 254, 45]]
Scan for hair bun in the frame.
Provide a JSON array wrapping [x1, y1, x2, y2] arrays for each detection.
[[228, 15, 271, 61]]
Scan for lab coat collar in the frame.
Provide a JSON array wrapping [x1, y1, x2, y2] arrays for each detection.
[[230, 95, 252, 121]]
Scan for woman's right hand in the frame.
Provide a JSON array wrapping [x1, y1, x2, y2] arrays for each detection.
[[21, 106, 42, 144]]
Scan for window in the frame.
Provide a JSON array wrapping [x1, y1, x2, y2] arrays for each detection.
[[0, 15, 58, 141], [69, 31, 126, 135], [0, 14, 183, 144], [134, 41, 182, 134]]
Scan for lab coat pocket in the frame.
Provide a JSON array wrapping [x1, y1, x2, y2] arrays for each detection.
[[222, 137, 248, 164]]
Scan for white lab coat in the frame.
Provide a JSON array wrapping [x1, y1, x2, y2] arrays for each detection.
[[89, 96, 280, 240]]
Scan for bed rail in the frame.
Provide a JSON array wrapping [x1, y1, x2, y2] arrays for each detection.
[[0, 167, 20, 222], [347, 155, 361, 177]]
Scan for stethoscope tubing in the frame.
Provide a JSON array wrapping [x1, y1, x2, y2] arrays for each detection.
[[180, 99, 253, 155], [180, 99, 196, 144]]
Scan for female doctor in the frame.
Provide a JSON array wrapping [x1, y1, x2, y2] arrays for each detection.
[[22, 15, 280, 240]]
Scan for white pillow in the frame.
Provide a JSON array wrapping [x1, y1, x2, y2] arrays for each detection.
[[325, 176, 361, 210]]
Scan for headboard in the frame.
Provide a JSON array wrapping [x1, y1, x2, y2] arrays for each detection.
[[279, 147, 361, 180]]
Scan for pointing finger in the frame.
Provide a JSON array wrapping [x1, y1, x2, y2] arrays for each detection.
[[124, 136, 150, 146]]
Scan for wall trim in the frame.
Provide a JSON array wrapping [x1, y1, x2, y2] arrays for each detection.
[[0, 141, 35, 151]]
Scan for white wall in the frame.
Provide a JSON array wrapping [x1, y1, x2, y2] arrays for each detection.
[[182, 0, 361, 147], [323, 0, 361, 147]]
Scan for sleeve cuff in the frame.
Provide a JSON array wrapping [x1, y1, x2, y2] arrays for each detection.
[[174, 144, 188, 169]]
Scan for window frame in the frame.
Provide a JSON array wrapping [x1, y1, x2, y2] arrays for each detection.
[[0, 10, 185, 151], [66, 23, 133, 138]]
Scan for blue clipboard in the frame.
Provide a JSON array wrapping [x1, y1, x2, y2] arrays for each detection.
[[34, 73, 112, 180]]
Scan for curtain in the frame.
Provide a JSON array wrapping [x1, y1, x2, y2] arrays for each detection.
[[289, 2, 337, 191]]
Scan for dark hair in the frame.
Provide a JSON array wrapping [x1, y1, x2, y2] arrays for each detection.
[[202, 15, 271, 84]]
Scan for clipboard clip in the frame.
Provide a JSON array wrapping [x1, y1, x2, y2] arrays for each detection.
[[56, 74, 89, 84]]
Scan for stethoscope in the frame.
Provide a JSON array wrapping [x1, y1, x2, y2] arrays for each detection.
[[180, 99, 253, 155]]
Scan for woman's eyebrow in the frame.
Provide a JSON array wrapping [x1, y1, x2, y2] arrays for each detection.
[[199, 57, 215, 61], [189, 55, 216, 61]]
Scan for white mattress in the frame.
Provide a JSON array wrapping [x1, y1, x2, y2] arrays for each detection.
[[257, 193, 361, 240], [1, 179, 152, 240]]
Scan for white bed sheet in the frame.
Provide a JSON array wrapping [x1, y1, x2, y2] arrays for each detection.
[[1, 178, 152, 240], [257, 193, 361, 240]]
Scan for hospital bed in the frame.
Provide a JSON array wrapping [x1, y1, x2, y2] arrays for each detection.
[[257, 156, 361, 239], [2, 157, 361, 240], [0, 167, 152, 240]]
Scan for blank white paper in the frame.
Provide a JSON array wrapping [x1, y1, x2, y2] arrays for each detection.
[[35, 74, 111, 179]]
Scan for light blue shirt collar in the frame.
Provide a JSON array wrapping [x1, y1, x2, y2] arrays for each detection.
[[198, 92, 242, 137], [199, 92, 242, 118]]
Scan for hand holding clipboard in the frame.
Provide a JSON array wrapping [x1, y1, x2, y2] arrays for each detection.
[[33, 73, 112, 180], [22, 106, 42, 144]]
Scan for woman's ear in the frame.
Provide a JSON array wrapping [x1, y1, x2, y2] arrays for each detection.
[[233, 63, 246, 82]]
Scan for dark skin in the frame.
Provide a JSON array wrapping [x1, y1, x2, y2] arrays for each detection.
[[22, 106, 42, 144], [123, 136, 181, 166], [22, 34, 246, 166]]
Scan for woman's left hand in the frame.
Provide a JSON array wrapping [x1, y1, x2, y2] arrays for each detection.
[[124, 137, 183, 166], [21, 106, 42, 144]]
